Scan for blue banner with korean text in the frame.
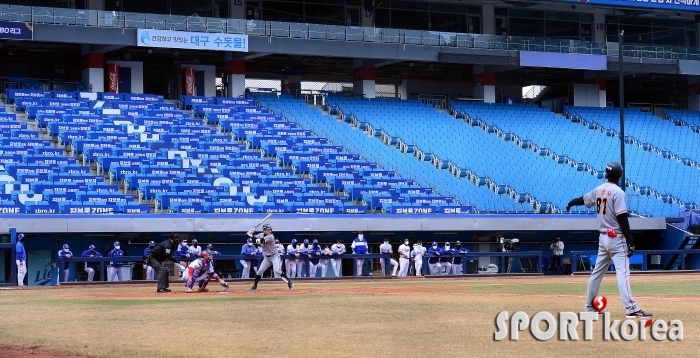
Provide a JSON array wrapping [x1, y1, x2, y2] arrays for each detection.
[[563, 0, 700, 11], [0, 21, 32, 40], [137, 29, 248, 52]]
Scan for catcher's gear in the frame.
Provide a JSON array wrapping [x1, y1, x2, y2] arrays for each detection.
[[220, 280, 229, 292]]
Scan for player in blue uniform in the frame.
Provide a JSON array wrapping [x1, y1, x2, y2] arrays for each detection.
[[427, 242, 442, 276], [81, 245, 102, 281], [440, 242, 454, 275], [58, 244, 73, 284], [175, 238, 191, 279], [240, 238, 257, 279], [308, 239, 322, 277], [16, 234, 26, 286], [351, 231, 368, 276], [143, 241, 156, 280], [108, 241, 124, 282], [286, 239, 298, 278], [451, 241, 469, 275]]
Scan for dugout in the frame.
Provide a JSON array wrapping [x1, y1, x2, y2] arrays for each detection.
[[2, 213, 691, 285]]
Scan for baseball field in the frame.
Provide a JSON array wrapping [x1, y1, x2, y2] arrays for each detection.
[[1, 274, 698, 358]]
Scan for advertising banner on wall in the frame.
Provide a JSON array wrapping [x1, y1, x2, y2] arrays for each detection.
[[107, 64, 120, 94], [137, 29, 248, 52], [0, 21, 33, 40], [182, 68, 196, 96], [27, 250, 53, 287]]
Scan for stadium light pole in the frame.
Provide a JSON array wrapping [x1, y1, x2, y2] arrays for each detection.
[[619, 30, 626, 191]]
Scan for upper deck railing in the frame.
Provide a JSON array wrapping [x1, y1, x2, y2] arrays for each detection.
[[1, 4, 699, 61]]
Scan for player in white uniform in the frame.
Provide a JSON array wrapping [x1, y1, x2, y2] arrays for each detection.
[[410, 241, 426, 276], [331, 239, 346, 277], [567, 161, 651, 319], [275, 239, 285, 278], [286, 239, 298, 278], [379, 238, 398, 277], [296, 239, 310, 277], [248, 224, 293, 291], [397, 238, 411, 277], [320, 245, 331, 277], [188, 239, 202, 257]]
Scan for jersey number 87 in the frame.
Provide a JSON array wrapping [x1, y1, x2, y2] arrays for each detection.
[[596, 198, 608, 215]]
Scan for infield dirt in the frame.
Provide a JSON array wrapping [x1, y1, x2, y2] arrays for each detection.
[[0, 274, 698, 358]]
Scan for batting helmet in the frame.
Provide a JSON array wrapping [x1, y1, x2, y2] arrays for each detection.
[[17, 233, 24, 240], [262, 224, 272, 231], [312, 239, 318, 244], [605, 161, 623, 181], [149, 241, 155, 247], [207, 244, 213, 249]]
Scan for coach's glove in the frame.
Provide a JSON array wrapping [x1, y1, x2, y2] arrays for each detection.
[[627, 245, 635, 258]]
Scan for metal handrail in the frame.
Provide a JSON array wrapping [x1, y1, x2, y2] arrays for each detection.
[[2, 5, 700, 60]]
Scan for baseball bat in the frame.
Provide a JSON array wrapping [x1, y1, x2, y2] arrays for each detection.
[[253, 213, 273, 230]]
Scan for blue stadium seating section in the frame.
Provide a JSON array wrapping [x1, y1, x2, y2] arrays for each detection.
[[0, 85, 690, 217], [562, 106, 692, 215]]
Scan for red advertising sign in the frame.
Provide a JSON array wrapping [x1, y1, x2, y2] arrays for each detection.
[[182, 68, 196, 96], [107, 64, 119, 94]]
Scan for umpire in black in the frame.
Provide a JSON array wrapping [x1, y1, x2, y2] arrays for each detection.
[[146, 233, 180, 293]]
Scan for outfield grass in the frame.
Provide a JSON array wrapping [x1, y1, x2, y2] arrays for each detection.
[[0, 275, 698, 358]]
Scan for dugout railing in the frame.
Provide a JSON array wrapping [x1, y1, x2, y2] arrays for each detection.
[[570, 250, 699, 273], [422, 251, 544, 275], [57, 252, 545, 283], [58, 254, 396, 282]]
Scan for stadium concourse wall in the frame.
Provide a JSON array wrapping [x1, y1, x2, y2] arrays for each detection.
[[0, 213, 666, 234]]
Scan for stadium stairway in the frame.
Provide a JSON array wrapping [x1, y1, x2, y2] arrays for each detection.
[[560, 106, 696, 213], [253, 93, 535, 213], [320, 97, 681, 217], [3, 90, 415, 214], [452, 102, 684, 217]]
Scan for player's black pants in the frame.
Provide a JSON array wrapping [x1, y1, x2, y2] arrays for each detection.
[[147, 257, 169, 290], [551, 255, 563, 275]]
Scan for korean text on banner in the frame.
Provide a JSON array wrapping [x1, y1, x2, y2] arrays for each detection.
[[137, 29, 248, 52], [0, 21, 33, 40]]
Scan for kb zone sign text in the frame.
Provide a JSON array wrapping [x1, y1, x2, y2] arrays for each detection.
[[494, 311, 683, 341]]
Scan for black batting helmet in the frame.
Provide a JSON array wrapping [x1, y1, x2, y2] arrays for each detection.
[[605, 162, 623, 181], [262, 224, 272, 231]]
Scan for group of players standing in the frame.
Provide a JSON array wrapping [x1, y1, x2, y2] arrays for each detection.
[[238, 231, 470, 279]]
